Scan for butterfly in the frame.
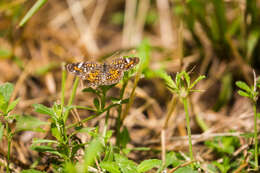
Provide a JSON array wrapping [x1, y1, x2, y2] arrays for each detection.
[[66, 57, 140, 87]]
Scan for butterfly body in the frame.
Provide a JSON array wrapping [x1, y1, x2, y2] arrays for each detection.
[[66, 57, 139, 87]]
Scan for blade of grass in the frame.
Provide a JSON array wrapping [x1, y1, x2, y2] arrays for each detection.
[[19, 0, 48, 27]]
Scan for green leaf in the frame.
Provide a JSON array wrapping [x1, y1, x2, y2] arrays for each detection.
[[32, 138, 59, 145], [166, 152, 182, 168], [154, 69, 177, 90], [226, 16, 241, 37], [16, 115, 49, 132], [21, 169, 46, 173], [100, 161, 121, 173], [7, 98, 20, 113], [157, 152, 181, 173], [213, 73, 232, 111], [84, 137, 104, 172], [110, 12, 124, 25], [118, 127, 130, 148], [30, 145, 62, 157], [33, 104, 55, 116], [51, 126, 62, 141], [30, 144, 56, 152], [211, 0, 227, 40], [175, 72, 183, 88], [76, 127, 96, 134], [19, 0, 48, 27], [64, 162, 77, 173], [93, 98, 100, 110], [237, 90, 250, 98], [213, 156, 231, 173], [5, 114, 19, 121], [183, 72, 190, 88], [0, 83, 14, 101], [105, 130, 113, 143], [247, 30, 260, 59], [121, 98, 130, 104], [111, 97, 121, 104], [0, 122, 3, 141], [103, 143, 114, 162], [235, 81, 252, 93], [240, 132, 254, 138], [137, 159, 162, 173], [0, 48, 12, 59], [0, 92, 8, 113], [34, 63, 59, 76], [205, 136, 239, 155], [115, 154, 138, 173], [189, 75, 206, 89], [130, 147, 150, 151], [137, 39, 151, 72], [82, 87, 98, 95], [174, 166, 198, 173]]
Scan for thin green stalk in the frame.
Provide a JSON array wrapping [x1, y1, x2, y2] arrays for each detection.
[[64, 77, 79, 122], [253, 103, 258, 170], [5, 122, 11, 173], [116, 80, 128, 146], [103, 110, 110, 138], [67, 114, 101, 129], [75, 105, 96, 111], [182, 97, 194, 161], [60, 63, 66, 117], [101, 89, 107, 110], [67, 103, 120, 129]]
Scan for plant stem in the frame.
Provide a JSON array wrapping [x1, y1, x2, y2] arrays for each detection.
[[182, 97, 194, 161], [5, 122, 11, 173], [64, 77, 79, 122], [116, 80, 128, 146], [253, 103, 258, 170], [60, 63, 66, 117]]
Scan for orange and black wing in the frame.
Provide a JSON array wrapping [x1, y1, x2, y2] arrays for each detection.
[[102, 66, 124, 86], [66, 62, 103, 87], [110, 57, 140, 71]]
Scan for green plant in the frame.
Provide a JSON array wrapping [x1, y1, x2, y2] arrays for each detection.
[[0, 83, 47, 172], [157, 70, 205, 163], [205, 135, 241, 172], [28, 50, 146, 171], [236, 74, 260, 171]]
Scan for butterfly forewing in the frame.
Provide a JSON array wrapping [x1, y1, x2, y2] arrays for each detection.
[[111, 57, 140, 71]]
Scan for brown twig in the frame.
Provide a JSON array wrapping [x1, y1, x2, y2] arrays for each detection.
[[169, 160, 196, 173]]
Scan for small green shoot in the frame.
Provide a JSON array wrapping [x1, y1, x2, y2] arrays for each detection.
[[205, 136, 240, 172], [236, 72, 260, 171], [158, 70, 205, 164]]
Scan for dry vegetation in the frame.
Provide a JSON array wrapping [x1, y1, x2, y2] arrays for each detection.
[[1, 0, 260, 172]]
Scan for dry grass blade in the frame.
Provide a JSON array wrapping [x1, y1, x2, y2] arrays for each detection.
[[156, 0, 174, 48], [66, 0, 99, 56]]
